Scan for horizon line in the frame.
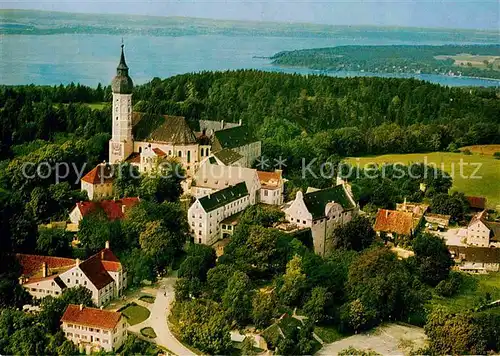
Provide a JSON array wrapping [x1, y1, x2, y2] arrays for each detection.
[[1, 8, 498, 33]]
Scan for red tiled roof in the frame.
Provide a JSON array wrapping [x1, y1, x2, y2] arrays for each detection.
[[257, 170, 282, 188], [17, 254, 75, 277], [76, 198, 140, 221], [81, 164, 115, 185], [153, 148, 166, 156], [466, 196, 486, 209], [100, 248, 120, 262], [78, 254, 114, 290], [61, 305, 123, 329], [374, 209, 414, 236], [102, 261, 122, 272], [126, 152, 141, 164]]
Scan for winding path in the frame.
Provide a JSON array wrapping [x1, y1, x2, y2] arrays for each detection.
[[128, 277, 196, 356]]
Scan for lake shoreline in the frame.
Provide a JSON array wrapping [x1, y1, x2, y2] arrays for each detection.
[[271, 63, 500, 84]]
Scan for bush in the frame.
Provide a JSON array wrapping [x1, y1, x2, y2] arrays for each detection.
[[463, 149, 472, 155], [435, 272, 462, 297], [494, 152, 500, 160]]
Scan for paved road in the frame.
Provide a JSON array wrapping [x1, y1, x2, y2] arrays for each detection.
[[152, 277, 196, 356], [128, 277, 196, 356], [317, 323, 427, 355]]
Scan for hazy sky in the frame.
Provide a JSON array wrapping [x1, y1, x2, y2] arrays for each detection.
[[3, 0, 500, 30]]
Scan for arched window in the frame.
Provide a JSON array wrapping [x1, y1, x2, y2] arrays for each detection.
[[139, 147, 142, 153], [200, 149, 204, 157], [178, 151, 182, 157], [187, 151, 191, 163], [206, 148, 210, 156]]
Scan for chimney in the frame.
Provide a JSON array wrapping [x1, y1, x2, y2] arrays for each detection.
[[42, 262, 47, 278], [221, 120, 224, 129], [239, 119, 242, 126], [121, 204, 126, 214], [79, 304, 83, 311], [105, 240, 110, 249], [101, 251, 105, 259], [76, 258, 80, 267], [386, 210, 389, 218]]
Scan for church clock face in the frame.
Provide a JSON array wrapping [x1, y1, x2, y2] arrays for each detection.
[[112, 143, 121, 155]]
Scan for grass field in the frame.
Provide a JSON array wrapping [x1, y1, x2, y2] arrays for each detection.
[[86, 102, 107, 110], [429, 272, 500, 313], [460, 144, 500, 156], [347, 152, 500, 208], [119, 303, 150, 326], [315, 325, 346, 343]]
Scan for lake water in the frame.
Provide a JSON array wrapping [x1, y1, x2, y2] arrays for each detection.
[[1, 34, 499, 87]]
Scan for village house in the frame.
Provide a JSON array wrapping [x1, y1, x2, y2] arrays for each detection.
[[188, 182, 250, 244], [466, 210, 500, 247], [283, 183, 358, 256], [466, 196, 487, 211], [373, 209, 415, 238], [69, 197, 140, 228], [17, 242, 127, 306], [107, 45, 260, 177], [424, 213, 451, 230], [449, 245, 500, 273], [61, 304, 128, 353], [81, 163, 116, 200]]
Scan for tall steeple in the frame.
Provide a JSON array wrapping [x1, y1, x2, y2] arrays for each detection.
[[109, 41, 134, 164], [117, 42, 129, 75], [111, 42, 133, 94]]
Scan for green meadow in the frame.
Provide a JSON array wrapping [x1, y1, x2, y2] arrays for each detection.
[[429, 272, 500, 314], [347, 152, 500, 209]]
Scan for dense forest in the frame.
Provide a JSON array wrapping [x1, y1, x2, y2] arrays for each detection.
[[2, 70, 499, 160], [271, 45, 500, 79]]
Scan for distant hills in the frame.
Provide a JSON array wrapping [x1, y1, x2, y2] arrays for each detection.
[[1, 9, 499, 43], [272, 44, 500, 79]]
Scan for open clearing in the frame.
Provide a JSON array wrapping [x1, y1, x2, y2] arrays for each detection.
[[460, 144, 500, 156], [347, 152, 500, 208], [429, 272, 500, 314], [317, 323, 427, 355], [435, 53, 500, 70]]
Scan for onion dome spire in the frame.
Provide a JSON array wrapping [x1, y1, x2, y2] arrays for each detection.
[[111, 41, 133, 94]]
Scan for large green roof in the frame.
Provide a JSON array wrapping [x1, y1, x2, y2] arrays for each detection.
[[303, 185, 355, 220], [213, 148, 243, 165], [213, 126, 258, 150], [199, 182, 248, 212]]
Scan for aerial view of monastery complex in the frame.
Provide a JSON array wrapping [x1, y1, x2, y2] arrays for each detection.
[[1, 3, 499, 355]]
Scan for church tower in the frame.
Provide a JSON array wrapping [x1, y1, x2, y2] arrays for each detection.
[[109, 43, 134, 163]]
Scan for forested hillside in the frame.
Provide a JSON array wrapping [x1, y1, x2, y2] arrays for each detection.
[[271, 45, 500, 79], [2, 70, 499, 168]]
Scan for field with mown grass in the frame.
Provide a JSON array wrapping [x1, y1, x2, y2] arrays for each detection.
[[347, 152, 500, 209], [428, 272, 500, 314], [119, 302, 150, 325]]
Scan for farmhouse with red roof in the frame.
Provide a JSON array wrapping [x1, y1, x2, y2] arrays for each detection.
[[69, 197, 139, 228], [61, 304, 128, 353], [374, 209, 416, 237], [17, 241, 127, 306], [81, 163, 116, 200]]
